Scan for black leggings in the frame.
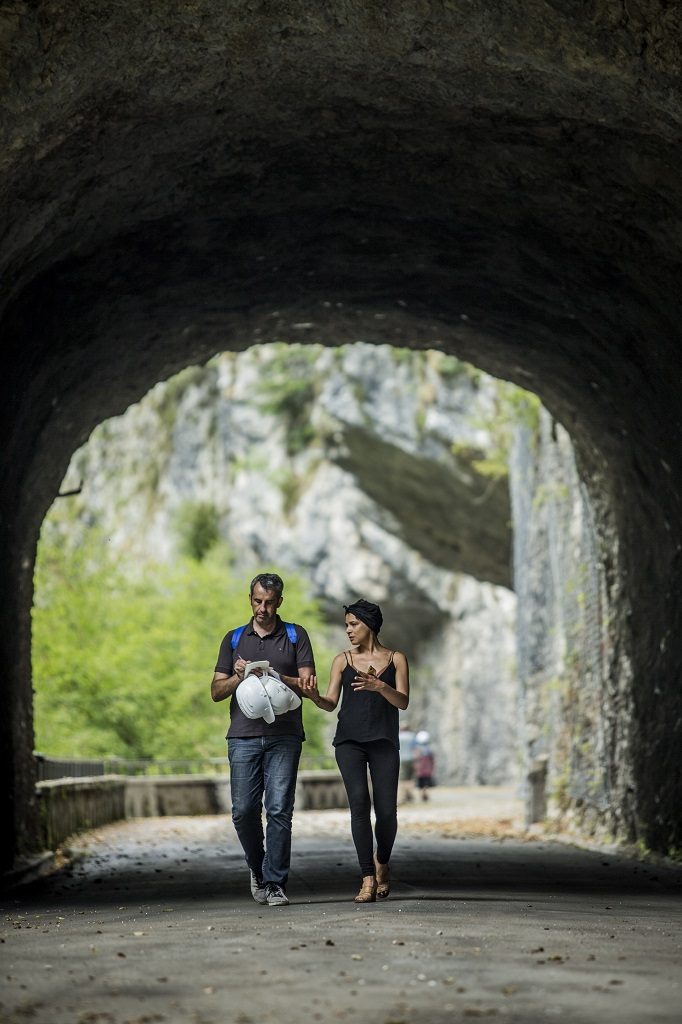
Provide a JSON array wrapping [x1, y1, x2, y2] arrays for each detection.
[[335, 738, 400, 877]]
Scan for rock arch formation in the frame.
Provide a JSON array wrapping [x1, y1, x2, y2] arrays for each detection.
[[1, 2, 681, 868]]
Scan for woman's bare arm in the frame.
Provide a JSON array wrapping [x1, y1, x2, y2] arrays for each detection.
[[279, 665, 315, 697], [299, 653, 345, 712]]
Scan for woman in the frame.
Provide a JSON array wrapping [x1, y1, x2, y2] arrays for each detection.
[[301, 599, 409, 902]]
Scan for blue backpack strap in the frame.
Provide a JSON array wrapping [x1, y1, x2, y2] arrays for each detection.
[[230, 625, 247, 651], [284, 622, 298, 644], [231, 622, 296, 649]]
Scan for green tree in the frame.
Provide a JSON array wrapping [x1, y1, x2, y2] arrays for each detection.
[[32, 532, 331, 761]]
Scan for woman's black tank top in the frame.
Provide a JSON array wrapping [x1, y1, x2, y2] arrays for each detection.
[[333, 652, 399, 748]]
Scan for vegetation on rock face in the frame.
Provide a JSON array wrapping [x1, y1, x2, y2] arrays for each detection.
[[463, 381, 541, 479], [260, 344, 320, 456], [32, 530, 332, 761], [174, 501, 220, 561]]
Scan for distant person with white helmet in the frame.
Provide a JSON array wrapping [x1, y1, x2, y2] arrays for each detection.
[[414, 730, 436, 801], [398, 720, 417, 803], [211, 572, 316, 907], [301, 599, 409, 903]]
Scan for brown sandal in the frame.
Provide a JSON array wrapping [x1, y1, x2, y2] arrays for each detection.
[[354, 876, 377, 903], [374, 855, 390, 899]]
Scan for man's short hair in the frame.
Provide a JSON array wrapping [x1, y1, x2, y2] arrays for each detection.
[[250, 572, 284, 597]]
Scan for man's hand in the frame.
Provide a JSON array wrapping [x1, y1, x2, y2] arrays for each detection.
[[234, 657, 248, 680], [211, 658, 264, 703]]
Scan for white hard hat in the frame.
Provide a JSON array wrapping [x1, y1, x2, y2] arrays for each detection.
[[236, 674, 275, 723], [415, 730, 430, 744], [263, 675, 301, 715]]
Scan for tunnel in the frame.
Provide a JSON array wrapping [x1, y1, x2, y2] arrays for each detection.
[[1, 2, 681, 873]]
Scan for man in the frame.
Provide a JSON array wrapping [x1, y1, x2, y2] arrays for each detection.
[[211, 572, 315, 907]]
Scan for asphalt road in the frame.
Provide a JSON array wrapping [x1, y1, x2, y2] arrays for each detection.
[[2, 789, 681, 1024]]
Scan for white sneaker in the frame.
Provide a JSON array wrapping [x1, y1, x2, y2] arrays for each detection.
[[265, 882, 289, 907], [250, 871, 268, 905]]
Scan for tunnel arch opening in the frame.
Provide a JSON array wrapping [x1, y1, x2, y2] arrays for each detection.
[[5, 287, 663, 866], [32, 341, 524, 794]]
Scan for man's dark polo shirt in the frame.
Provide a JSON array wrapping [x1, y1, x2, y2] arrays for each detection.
[[215, 616, 315, 740]]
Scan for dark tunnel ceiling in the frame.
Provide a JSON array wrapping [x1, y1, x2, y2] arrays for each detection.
[[0, 3, 680, 491], [2, 2, 680, 336]]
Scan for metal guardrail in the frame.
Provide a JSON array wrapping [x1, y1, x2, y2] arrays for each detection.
[[34, 752, 337, 781]]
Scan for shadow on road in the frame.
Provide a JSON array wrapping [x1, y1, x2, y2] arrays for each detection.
[[12, 823, 682, 910]]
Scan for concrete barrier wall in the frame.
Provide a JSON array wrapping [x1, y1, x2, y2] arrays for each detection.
[[296, 771, 348, 811], [124, 775, 232, 818], [36, 770, 347, 847], [37, 776, 126, 849]]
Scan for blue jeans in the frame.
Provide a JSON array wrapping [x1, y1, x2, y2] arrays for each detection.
[[228, 735, 302, 887]]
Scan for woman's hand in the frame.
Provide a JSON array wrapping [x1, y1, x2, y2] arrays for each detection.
[[299, 674, 321, 702], [352, 671, 385, 693]]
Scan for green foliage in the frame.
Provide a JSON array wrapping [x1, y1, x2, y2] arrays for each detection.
[[430, 351, 478, 383], [390, 346, 415, 365], [273, 468, 304, 518], [460, 379, 541, 477], [260, 344, 320, 456], [174, 501, 220, 561], [414, 407, 427, 437], [156, 364, 206, 429], [532, 480, 570, 510], [32, 532, 333, 761]]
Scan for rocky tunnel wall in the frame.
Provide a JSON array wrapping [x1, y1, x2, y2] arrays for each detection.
[[1, 1, 681, 868]]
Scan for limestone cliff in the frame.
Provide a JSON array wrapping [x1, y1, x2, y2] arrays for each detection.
[[46, 344, 518, 784], [510, 411, 631, 837]]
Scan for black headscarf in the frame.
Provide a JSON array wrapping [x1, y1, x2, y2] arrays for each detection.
[[343, 599, 383, 636]]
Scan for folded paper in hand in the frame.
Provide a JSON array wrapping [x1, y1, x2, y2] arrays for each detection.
[[243, 660, 270, 677]]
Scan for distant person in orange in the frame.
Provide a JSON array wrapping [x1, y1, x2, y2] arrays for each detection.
[[301, 599, 409, 903], [413, 730, 435, 801]]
